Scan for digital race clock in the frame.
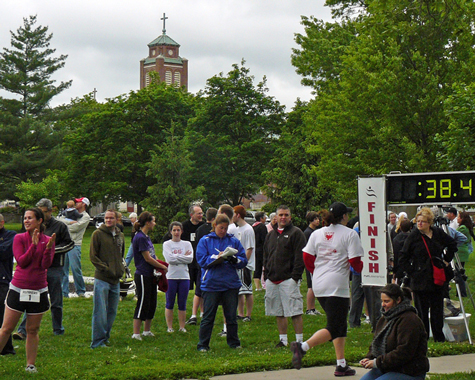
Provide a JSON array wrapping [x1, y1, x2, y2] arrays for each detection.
[[386, 171, 475, 205]]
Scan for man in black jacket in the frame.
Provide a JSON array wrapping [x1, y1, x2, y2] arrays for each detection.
[[263, 205, 306, 348], [252, 212, 267, 291], [14, 199, 74, 340], [0, 213, 16, 355]]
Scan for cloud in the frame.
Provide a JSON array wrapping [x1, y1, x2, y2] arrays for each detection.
[[0, 0, 332, 110]]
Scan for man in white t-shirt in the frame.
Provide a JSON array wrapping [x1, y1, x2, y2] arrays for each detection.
[[232, 206, 255, 322], [446, 207, 459, 230]]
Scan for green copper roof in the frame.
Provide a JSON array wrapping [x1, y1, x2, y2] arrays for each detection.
[[142, 56, 184, 65], [148, 34, 180, 47]]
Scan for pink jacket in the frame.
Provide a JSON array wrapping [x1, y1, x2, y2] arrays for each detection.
[[12, 232, 55, 290]]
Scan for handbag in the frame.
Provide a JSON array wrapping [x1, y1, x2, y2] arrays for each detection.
[[421, 235, 446, 286]]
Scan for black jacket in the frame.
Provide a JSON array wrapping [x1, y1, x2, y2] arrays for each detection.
[[0, 227, 16, 284], [399, 227, 456, 292], [392, 231, 410, 280], [45, 217, 75, 268], [252, 222, 267, 257], [263, 222, 306, 282]]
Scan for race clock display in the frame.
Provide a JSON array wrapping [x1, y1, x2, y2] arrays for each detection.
[[386, 171, 475, 205]]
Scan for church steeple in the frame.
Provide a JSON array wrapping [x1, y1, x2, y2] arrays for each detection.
[[139, 13, 188, 90]]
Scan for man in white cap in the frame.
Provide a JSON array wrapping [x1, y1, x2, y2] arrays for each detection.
[[60, 197, 91, 297]]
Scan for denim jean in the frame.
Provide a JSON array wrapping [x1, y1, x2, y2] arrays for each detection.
[[19, 266, 65, 336], [198, 288, 240, 350], [91, 279, 120, 348], [349, 272, 364, 328], [125, 244, 134, 267], [62, 245, 86, 297], [360, 368, 425, 380]]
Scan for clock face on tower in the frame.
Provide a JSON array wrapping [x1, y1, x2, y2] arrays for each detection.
[[168, 49, 173, 56]]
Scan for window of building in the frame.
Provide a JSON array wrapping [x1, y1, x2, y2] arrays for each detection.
[[145, 71, 151, 87], [165, 70, 172, 85], [174, 71, 181, 86]]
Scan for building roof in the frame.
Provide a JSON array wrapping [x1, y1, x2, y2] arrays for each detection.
[[148, 34, 180, 48], [142, 56, 184, 65]]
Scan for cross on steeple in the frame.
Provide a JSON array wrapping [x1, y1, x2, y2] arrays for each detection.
[[161, 13, 168, 34]]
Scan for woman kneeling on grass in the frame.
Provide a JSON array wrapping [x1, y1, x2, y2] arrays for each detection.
[[359, 284, 429, 380], [131, 212, 168, 340], [196, 214, 247, 352], [162, 221, 193, 332], [0, 208, 56, 373]]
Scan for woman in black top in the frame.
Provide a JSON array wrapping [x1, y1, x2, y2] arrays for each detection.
[[399, 207, 457, 342]]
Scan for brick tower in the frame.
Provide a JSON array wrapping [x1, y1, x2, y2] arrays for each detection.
[[140, 13, 188, 90]]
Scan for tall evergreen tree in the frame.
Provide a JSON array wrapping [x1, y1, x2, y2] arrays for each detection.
[[0, 15, 71, 199]]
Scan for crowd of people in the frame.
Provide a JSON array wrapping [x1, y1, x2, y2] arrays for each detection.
[[0, 198, 472, 378]]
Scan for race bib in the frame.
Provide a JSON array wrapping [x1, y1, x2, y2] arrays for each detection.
[[20, 289, 40, 303], [190, 233, 196, 242]]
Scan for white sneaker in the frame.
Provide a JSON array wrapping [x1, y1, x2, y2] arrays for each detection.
[[179, 328, 187, 333], [25, 365, 37, 373], [131, 334, 142, 341], [142, 331, 155, 337], [167, 328, 174, 333]]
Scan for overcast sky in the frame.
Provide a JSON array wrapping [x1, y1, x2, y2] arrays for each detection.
[[0, 1, 332, 111]]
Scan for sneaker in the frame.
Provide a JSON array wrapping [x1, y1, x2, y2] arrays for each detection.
[[237, 315, 245, 320], [186, 316, 197, 325], [334, 365, 356, 377], [25, 364, 37, 373], [305, 309, 322, 316], [131, 334, 142, 341], [242, 316, 252, 322], [167, 328, 174, 333], [275, 340, 288, 348], [198, 347, 209, 352], [142, 331, 155, 337], [290, 341, 306, 370], [13, 332, 26, 341], [217, 330, 227, 337], [179, 328, 187, 333], [362, 317, 371, 325]]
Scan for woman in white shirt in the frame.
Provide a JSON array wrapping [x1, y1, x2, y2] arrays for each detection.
[[290, 202, 364, 377], [162, 222, 193, 332]]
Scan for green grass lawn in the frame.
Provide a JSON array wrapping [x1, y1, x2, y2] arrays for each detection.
[[2, 224, 475, 379]]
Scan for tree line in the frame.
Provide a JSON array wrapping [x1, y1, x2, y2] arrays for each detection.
[[2, 2, 475, 231]]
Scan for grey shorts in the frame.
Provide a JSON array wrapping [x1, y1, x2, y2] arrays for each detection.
[[265, 278, 303, 317]]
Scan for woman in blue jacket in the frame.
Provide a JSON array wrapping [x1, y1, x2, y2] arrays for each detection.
[[196, 214, 247, 352]]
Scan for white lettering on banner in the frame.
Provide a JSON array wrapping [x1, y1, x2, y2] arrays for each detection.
[[358, 177, 387, 286]]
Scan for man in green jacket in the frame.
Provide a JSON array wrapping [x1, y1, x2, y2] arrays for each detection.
[[90, 210, 125, 349]]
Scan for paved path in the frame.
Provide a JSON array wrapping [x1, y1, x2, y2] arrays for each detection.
[[210, 354, 475, 380]]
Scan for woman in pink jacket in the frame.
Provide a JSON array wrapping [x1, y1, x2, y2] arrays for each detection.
[[0, 208, 56, 373]]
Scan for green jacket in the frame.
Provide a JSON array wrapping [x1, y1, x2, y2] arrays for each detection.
[[456, 225, 472, 262], [90, 224, 125, 285]]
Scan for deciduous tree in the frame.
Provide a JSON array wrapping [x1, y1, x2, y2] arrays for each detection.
[[187, 61, 285, 206]]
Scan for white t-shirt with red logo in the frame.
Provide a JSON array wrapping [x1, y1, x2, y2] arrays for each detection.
[[303, 223, 364, 298]]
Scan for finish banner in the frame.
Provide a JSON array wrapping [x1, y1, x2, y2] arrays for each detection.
[[358, 176, 388, 286]]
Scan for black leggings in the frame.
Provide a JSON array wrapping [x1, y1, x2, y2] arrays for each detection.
[[317, 296, 349, 340]]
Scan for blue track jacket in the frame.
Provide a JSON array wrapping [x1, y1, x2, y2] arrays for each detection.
[[196, 232, 247, 292]]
